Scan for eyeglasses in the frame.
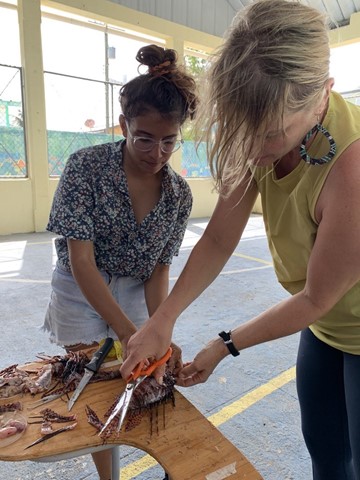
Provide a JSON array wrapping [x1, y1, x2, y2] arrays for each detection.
[[126, 124, 183, 154]]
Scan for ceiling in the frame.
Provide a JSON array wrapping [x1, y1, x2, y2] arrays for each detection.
[[110, 0, 360, 38], [227, 0, 360, 28]]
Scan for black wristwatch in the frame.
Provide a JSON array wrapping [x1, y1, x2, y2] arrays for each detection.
[[218, 330, 240, 357]]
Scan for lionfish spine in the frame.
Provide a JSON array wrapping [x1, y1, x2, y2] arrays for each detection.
[[0, 401, 22, 413], [39, 408, 77, 422], [85, 405, 104, 431]]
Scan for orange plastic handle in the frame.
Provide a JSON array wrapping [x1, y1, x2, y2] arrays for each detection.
[[128, 347, 172, 382]]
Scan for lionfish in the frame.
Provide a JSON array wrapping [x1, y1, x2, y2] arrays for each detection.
[[86, 372, 176, 439]]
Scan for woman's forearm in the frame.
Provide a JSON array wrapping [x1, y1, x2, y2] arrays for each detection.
[[144, 263, 169, 316], [230, 290, 326, 353], [71, 259, 136, 340], [155, 182, 258, 328], [120, 183, 258, 379], [176, 289, 333, 387], [154, 230, 233, 325]]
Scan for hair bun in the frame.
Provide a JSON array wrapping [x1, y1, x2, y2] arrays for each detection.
[[136, 44, 177, 76], [148, 60, 172, 76], [120, 43, 198, 123]]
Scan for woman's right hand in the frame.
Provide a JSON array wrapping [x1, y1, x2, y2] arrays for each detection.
[[120, 318, 173, 383]]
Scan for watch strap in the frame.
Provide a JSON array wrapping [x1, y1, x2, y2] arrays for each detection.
[[218, 330, 240, 357]]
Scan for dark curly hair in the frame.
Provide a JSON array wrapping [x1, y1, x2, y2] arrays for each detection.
[[119, 44, 198, 125]]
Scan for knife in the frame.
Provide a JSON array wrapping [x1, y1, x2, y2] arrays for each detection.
[[67, 337, 114, 411]]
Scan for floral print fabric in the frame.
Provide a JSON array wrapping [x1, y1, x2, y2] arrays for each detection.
[[47, 140, 192, 282]]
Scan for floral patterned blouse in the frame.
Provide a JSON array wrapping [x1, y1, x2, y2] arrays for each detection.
[[47, 140, 192, 282]]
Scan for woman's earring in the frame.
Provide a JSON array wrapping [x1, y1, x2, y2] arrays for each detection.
[[299, 123, 337, 166]]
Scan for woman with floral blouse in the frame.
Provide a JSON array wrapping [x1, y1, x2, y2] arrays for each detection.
[[43, 44, 197, 480]]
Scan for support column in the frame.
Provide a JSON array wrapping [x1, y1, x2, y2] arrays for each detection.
[[165, 36, 185, 175], [18, 0, 50, 232]]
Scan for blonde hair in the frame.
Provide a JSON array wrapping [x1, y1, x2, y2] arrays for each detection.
[[199, 0, 331, 194]]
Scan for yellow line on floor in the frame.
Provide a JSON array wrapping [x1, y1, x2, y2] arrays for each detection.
[[231, 252, 273, 265], [209, 366, 296, 427], [118, 366, 296, 479], [219, 265, 272, 275]]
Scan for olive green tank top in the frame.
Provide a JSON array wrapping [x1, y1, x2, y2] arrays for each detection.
[[252, 91, 360, 354]]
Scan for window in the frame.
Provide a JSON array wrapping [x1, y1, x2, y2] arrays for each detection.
[[181, 50, 210, 178], [0, 3, 26, 177], [41, 9, 164, 176], [330, 42, 360, 95]]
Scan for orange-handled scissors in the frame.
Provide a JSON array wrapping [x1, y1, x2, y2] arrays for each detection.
[[99, 347, 172, 435]]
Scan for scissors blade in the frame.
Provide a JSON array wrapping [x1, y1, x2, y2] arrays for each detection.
[[99, 385, 133, 435], [116, 377, 145, 432]]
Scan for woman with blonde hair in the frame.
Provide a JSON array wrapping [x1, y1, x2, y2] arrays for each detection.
[[121, 1, 360, 478]]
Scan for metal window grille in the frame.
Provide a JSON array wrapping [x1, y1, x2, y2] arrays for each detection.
[[0, 64, 27, 178]]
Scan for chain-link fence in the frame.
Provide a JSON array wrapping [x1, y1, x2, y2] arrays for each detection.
[[45, 71, 123, 176], [181, 141, 211, 177], [0, 64, 27, 177], [0, 65, 210, 178]]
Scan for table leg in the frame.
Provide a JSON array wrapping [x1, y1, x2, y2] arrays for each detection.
[[111, 445, 120, 480]]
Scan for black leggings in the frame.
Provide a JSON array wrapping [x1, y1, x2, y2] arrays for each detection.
[[296, 328, 360, 480]]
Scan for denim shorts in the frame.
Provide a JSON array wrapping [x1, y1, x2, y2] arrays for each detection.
[[42, 264, 148, 347]]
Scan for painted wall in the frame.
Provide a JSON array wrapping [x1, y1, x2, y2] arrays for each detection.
[[0, 1, 359, 234]]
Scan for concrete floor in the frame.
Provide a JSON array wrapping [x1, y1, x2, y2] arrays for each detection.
[[0, 215, 311, 479]]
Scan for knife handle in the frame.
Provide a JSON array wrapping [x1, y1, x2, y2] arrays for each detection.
[[86, 337, 114, 373]]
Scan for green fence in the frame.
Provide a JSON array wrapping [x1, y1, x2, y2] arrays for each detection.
[[47, 129, 122, 176], [0, 126, 211, 178], [0, 126, 26, 176]]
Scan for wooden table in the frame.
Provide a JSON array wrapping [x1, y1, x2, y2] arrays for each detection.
[[0, 367, 263, 479]]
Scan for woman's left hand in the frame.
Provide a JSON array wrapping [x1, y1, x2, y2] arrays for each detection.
[[168, 342, 183, 376], [175, 338, 226, 387]]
